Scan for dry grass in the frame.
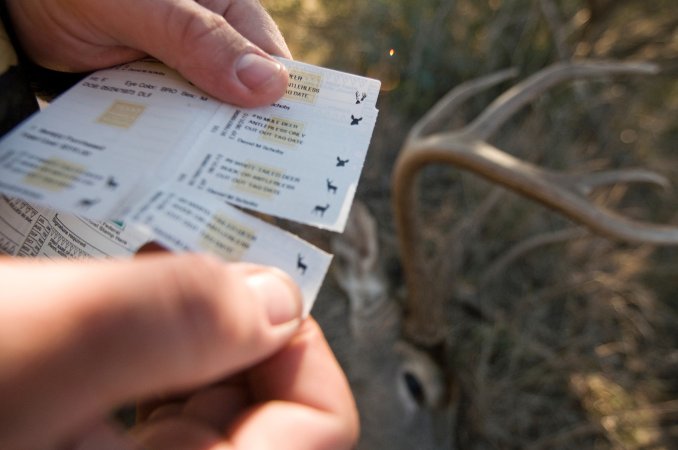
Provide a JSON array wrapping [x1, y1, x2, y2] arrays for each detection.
[[361, 74, 677, 448], [269, 0, 678, 447], [397, 76, 678, 447]]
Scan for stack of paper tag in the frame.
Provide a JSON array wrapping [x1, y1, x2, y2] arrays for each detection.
[[0, 58, 381, 313]]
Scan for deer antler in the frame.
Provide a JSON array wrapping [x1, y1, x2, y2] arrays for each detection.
[[393, 60, 678, 346], [408, 67, 519, 141]]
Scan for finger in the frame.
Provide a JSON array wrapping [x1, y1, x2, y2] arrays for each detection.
[[248, 320, 358, 431], [145, 403, 185, 423], [135, 403, 351, 450], [134, 320, 358, 450], [7, 0, 290, 106], [135, 374, 247, 423], [181, 383, 251, 431], [195, 0, 292, 58], [0, 255, 302, 450], [139, 382, 251, 432], [136, 395, 187, 424], [135, 241, 168, 255], [118, 0, 291, 106], [4, 0, 147, 70], [131, 381, 250, 450], [131, 417, 224, 450], [229, 319, 360, 450], [65, 421, 141, 450]]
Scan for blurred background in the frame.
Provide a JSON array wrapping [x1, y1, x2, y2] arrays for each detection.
[[265, 1, 677, 448]]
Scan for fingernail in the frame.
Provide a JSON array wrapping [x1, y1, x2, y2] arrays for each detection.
[[135, 241, 168, 256], [236, 53, 283, 91], [247, 269, 302, 326]]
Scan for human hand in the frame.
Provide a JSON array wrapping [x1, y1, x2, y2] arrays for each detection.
[[0, 254, 358, 450], [5, 0, 292, 107]]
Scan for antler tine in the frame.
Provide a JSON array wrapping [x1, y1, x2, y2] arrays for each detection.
[[479, 227, 590, 286], [410, 137, 678, 244], [394, 138, 678, 345], [461, 60, 660, 141], [408, 68, 519, 142], [559, 168, 671, 196], [394, 60, 670, 346]]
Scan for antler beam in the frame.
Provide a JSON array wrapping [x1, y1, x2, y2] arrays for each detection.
[[393, 60, 678, 346]]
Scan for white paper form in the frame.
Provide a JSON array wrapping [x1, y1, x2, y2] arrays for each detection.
[[0, 190, 329, 310], [176, 58, 380, 231], [0, 60, 221, 219], [0, 196, 149, 259], [129, 190, 332, 314], [0, 58, 380, 310], [0, 59, 379, 231]]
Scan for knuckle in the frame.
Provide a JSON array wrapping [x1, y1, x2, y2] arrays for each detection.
[[159, 254, 236, 365], [163, 5, 228, 67], [158, 255, 265, 374]]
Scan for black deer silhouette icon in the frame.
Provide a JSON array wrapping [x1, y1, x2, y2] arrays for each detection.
[[106, 176, 119, 189], [297, 254, 307, 275], [336, 157, 349, 167], [327, 179, 338, 194], [355, 92, 367, 104], [350, 115, 363, 126], [312, 203, 330, 217], [77, 198, 100, 209]]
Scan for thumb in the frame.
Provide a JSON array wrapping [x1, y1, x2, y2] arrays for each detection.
[[118, 0, 291, 107], [0, 254, 302, 450]]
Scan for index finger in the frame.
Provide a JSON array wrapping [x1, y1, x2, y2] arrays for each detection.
[[230, 319, 359, 450]]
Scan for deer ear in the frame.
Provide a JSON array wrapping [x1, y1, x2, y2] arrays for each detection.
[[331, 201, 380, 292]]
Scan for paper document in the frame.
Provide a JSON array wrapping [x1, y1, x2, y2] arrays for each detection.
[[0, 58, 380, 310], [0, 195, 148, 258]]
